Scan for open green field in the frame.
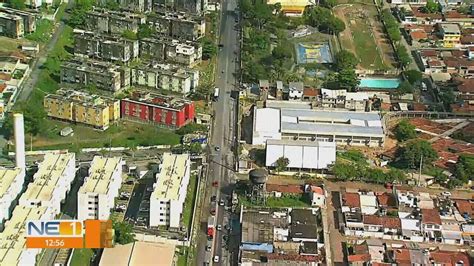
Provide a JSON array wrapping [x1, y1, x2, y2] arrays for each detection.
[[334, 4, 394, 70], [29, 120, 181, 151]]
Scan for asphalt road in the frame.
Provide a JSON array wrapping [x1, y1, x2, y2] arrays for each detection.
[[196, 0, 240, 264], [16, 0, 74, 102]]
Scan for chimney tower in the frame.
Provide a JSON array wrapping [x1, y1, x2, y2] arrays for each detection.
[[13, 113, 25, 169]]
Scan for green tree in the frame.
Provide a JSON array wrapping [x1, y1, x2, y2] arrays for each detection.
[[424, 0, 440, 13], [403, 70, 422, 85], [272, 44, 292, 60], [189, 142, 202, 155], [9, 0, 25, 10], [175, 123, 208, 135], [397, 81, 413, 95], [68, 0, 96, 27], [122, 30, 137, 40], [326, 16, 345, 34], [137, 24, 155, 39], [320, 0, 337, 9], [275, 157, 289, 173], [394, 119, 416, 141], [396, 45, 411, 68], [439, 88, 456, 111], [200, 36, 217, 60], [335, 50, 358, 71], [432, 168, 448, 184], [400, 140, 438, 169], [332, 161, 357, 181], [387, 168, 407, 183], [337, 68, 359, 90], [454, 153, 474, 184], [113, 221, 135, 245]]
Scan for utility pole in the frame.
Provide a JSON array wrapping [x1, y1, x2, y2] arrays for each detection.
[[418, 154, 423, 186]]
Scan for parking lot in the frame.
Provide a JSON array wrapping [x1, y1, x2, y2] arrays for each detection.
[[110, 175, 136, 222], [124, 173, 155, 227]]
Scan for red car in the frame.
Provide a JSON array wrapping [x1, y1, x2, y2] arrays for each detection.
[[210, 209, 216, 215], [212, 181, 219, 187]]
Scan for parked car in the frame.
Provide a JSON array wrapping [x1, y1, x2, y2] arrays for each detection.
[[219, 199, 225, 206], [213, 256, 220, 263], [217, 225, 222, 231], [211, 196, 217, 202], [212, 181, 219, 187]]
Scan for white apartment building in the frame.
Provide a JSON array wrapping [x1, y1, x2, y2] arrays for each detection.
[[0, 206, 50, 265], [78, 156, 123, 221], [19, 153, 76, 216], [0, 168, 24, 222], [150, 153, 190, 228]]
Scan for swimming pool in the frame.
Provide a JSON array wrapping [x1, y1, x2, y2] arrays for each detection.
[[359, 78, 401, 89]]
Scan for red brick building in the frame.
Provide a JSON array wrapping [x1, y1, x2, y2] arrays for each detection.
[[121, 91, 195, 128]]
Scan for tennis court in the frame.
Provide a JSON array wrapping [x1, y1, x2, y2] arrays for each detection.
[[296, 42, 333, 64]]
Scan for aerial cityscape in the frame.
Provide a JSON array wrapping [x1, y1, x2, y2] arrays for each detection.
[[0, 0, 471, 265]]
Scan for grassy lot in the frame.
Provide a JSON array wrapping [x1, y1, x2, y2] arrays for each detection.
[[182, 174, 198, 230], [70, 249, 93, 266], [26, 19, 54, 43], [176, 246, 188, 266], [30, 120, 181, 150], [351, 19, 385, 69], [0, 36, 25, 53], [335, 4, 390, 70]]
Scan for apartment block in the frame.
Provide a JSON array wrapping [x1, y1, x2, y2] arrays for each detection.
[[78, 156, 124, 221], [44, 89, 120, 130], [121, 91, 195, 128], [61, 59, 130, 92], [98, 0, 152, 12], [0, 168, 24, 222], [0, 8, 36, 33], [139, 37, 202, 66], [19, 153, 76, 216], [0, 206, 49, 265], [85, 8, 145, 34], [153, 0, 207, 14], [0, 13, 24, 38], [438, 23, 461, 48], [74, 29, 139, 63], [131, 63, 198, 94], [147, 12, 205, 41], [150, 153, 190, 228]]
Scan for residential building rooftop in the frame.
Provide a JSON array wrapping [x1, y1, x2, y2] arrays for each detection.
[[0, 168, 21, 196], [152, 153, 189, 201], [19, 153, 75, 203], [79, 156, 123, 195], [126, 91, 193, 111]]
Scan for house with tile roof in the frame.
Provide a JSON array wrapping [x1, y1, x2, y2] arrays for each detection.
[[421, 208, 443, 242]]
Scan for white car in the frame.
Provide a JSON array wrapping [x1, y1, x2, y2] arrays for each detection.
[[213, 256, 220, 263], [217, 225, 222, 231], [441, 191, 452, 197]]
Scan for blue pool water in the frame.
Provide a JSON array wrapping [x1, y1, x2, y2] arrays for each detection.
[[359, 78, 401, 89]]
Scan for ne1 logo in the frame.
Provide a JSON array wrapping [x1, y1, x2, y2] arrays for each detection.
[[27, 220, 83, 237]]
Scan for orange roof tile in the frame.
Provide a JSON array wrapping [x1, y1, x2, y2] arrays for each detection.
[[363, 215, 401, 229], [394, 248, 411, 265], [343, 192, 360, 208], [421, 209, 441, 225], [430, 250, 472, 266], [348, 254, 371, 262], [455, 199, 474, 216], [410, 31, 428, 40]]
